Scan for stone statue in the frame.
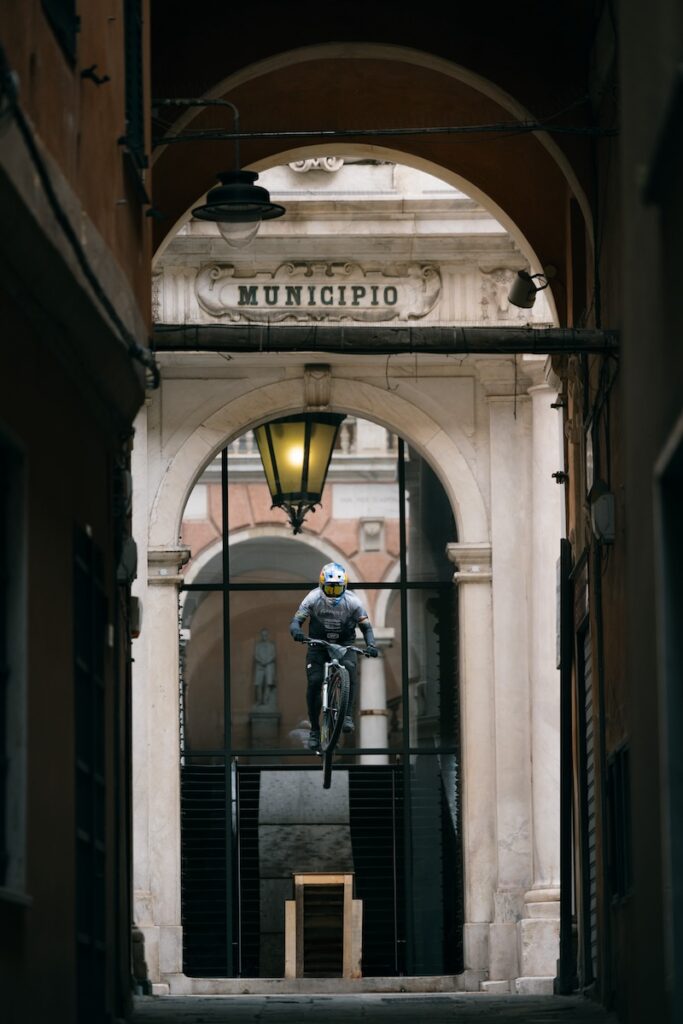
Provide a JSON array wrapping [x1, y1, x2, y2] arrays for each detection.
[[253, 627, 277, 708]]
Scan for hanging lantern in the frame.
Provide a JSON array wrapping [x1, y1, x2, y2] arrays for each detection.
[[254, 413, 345, 534]]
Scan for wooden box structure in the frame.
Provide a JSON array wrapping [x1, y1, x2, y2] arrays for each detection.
[[284, 873, 363, 979]]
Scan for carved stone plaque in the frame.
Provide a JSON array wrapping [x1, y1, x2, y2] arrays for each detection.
[[195, 261, 441, 323]]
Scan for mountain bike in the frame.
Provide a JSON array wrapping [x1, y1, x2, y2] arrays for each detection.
[[304, 638, 373, 789]]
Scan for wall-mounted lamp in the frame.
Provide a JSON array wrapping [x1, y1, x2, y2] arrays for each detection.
[[155, 98, 286, 248], [508, 266, 556, 309], [590, 480, 616, 544]]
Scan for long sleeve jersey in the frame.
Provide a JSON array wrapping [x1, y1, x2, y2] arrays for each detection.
[[291, 588, 371, 644]]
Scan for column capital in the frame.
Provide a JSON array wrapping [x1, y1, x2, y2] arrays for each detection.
[[148, 545, 191, 584], [473, 356, 533, 398], [524, 354, 559, 392], [446, 542, 492, 583]]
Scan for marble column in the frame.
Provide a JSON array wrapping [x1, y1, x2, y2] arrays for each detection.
[[446, 542, 495, 990], [133, 544, 189, 990], [487, 391, 534, 985], [516, 378, 563, 987], [359, 628, 394, 765]]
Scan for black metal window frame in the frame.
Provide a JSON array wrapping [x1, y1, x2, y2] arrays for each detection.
[[180, 439, 458, 760], [179, 435, 464, 977]]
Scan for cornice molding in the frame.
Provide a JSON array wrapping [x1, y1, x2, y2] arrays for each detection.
[[446, 542, 492, 583], [148, 546, 191, 584]]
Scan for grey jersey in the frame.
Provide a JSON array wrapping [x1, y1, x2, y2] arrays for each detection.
[[293, 589, 369, 643]]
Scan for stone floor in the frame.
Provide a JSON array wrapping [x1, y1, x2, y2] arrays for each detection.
[[132, 993, 620, 1023]]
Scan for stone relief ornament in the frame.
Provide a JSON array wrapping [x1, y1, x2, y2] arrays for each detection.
[[303, 364, 332, 409], [195, 262, 442, 323], [288, 157, 344, 173]]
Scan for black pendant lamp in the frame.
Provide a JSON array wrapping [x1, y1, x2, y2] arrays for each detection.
[[191, 101, 285, 248], [254, 414, 345, 534]]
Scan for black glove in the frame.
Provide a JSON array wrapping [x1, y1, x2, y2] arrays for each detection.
[[292, 629, 306, 643], [366, 645, 379, 658]]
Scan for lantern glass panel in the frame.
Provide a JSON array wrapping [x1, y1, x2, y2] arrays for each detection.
[[306, 420, 340, 495], [254, 424, 277, 495], [269, 420, 307, 496]]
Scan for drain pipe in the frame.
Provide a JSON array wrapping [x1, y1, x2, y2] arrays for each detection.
[[152, 324, 618, 355]]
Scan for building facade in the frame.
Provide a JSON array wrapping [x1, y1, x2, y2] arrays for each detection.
[[1, 2, 682, 1021], [132, 159, 565, 992], [0, 3, 153, 1021]]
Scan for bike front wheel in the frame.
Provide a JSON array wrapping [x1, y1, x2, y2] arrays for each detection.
[[320, 665, 350, 788]]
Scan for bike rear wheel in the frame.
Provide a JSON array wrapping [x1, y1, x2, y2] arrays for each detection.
[[320, 665, 350, 789]]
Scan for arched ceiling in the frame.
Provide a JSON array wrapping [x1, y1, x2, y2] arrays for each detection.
[[151, 6, 599, 327]]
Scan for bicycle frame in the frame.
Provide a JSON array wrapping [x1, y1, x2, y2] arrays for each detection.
[[304, 638, 371, 788], [307, 638, 367, 712]]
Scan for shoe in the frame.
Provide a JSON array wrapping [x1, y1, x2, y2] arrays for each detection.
[[308, 729, 321, 750], [343, 716, 354, 733]]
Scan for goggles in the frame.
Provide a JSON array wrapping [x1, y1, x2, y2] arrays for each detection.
[[322, 582, 345, 597]]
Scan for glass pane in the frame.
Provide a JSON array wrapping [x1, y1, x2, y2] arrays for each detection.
[[268, 420, 306, 495], [404, 445, 455, 583], [229, 588, 313, 752], [406, 587, 457, 749], [306, 420, 339, 494], [355, 587, 403, 756], [180, 455, 224, 585], [253, 424, 276, 493], [181, 589, 225, 751], [227, 443, 320, 582], [407, 752, 463, 975], [227, 419, 401, 584]]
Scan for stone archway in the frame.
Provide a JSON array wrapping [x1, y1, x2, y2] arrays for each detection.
[[133, 375, 497, 988], [151, 41, 594, 327], [135, 125, 564, 987], [133, 363, 562, 993], [148, 376, 489, 551]]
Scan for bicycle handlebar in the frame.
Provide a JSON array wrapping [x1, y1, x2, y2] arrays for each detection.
[[302, 637, 374, 657]]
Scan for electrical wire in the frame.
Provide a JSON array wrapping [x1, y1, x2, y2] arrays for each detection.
[[153, 118, 618, 148], [0, 44, 160, 389]]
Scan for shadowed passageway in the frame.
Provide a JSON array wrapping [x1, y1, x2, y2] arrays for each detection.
[[132, 993, 618, 1023]]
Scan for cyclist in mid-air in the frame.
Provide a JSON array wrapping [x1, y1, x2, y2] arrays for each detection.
[[290, 562, 378, 750]]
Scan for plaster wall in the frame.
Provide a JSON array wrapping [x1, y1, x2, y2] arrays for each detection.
[[0, 0, 153, 313], [0, 286, 129, 1023]]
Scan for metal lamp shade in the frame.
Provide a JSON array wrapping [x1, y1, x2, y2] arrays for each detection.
[[192, 170, 285, 249], [254, 413, 345, 533], [508, 270, 538, 309]]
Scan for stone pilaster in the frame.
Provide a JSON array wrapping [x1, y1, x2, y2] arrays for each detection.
[[486, 389, 534, 985], [134, 545, 190, 985], [515, 379, 563, 989], [446, 542, 495, 989]]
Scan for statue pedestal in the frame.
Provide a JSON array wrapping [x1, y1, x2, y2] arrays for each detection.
[[250, 707, 281, 743]]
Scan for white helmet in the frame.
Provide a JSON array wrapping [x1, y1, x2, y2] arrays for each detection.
[[319, 561, 347, 600]]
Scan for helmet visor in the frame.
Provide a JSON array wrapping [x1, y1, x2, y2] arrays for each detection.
[[322, 582, 345, 598]]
